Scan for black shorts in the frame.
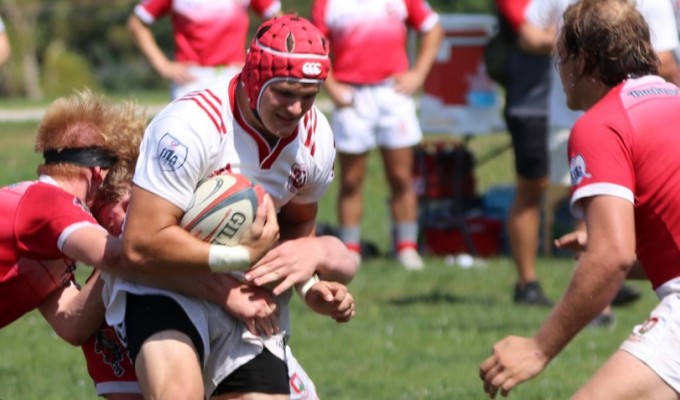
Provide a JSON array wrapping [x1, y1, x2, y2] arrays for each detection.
[[124, 293, 205, 365], [505, 114, 549, 180], [124, 293, 289, 396]]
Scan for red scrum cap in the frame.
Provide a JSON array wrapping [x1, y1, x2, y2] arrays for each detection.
[[241, 14, 330, 113]]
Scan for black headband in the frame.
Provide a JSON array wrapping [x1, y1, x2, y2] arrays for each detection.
[[43, 147, 118, 168]]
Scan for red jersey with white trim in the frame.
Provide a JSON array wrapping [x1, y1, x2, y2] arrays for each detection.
[[134, 0, 281, 66], [311, 0, 439, 84], [132, 76, 336, 213], [0, 177, 103, 327], [569, 76, 680, 289]]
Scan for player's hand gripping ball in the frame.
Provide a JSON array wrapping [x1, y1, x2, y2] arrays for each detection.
[[180, 173, 265, 245]]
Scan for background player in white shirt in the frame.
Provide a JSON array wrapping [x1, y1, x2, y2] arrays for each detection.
[[127, 0, 281, 99], [481, 0, 680, 397], [105, 15, 358, 399], [311, 0, 444, 270]]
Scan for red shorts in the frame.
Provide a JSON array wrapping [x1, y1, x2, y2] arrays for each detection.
[[81, 324, 141, 396]]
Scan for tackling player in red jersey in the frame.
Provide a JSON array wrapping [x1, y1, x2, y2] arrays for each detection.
[[0, 90, 145, 399]]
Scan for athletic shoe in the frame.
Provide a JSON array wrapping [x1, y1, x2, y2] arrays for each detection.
[[396, 248, 424, 271], [513, 281, 553, 307], [611, 284, 641, 307]]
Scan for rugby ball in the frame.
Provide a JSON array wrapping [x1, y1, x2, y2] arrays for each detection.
[[180, 173, 265, 246]]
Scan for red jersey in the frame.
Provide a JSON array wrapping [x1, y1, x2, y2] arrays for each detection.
[[135, 0, 281, 67], [0, 178, 103, 327], [569, 76, 680, 289], [311, 0, 439, 84]]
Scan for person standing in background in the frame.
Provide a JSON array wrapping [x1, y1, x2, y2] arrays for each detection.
[[491, 0, 553, 306], [127, 0, 281, 99], [0, 16, 11, 66], [311, 0, 444, 270]]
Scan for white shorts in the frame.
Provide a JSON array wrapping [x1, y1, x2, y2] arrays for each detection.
[[549, 127, 571, 186], [103, 275, 292, 396], [620, 279, 680, 392], [286, 345, 319, 400], [172, 65, 242, 100], [332, 80, 422, 154]]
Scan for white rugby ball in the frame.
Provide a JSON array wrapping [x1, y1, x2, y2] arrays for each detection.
[[180, 173, 265, 246]]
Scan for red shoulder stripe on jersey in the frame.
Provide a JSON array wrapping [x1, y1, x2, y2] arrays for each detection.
[[303, 110, 317, 156], [179, 90, 226, 134]]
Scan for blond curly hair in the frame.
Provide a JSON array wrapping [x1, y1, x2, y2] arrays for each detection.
[[35, 89, 147, 179]]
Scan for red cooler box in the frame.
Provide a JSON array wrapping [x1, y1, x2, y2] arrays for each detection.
[[423, 216, 503, 257], [419, 14, 504, 135]]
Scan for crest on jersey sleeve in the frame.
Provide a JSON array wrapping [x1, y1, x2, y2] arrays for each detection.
[[287, 163, 308, 193], [157, 133, 188, 171], [570, 154, 592, 185]]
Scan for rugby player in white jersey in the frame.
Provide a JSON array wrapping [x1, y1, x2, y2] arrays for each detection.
[[103, 14, 357, 400]]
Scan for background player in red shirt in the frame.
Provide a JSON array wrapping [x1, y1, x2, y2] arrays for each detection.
[[311, 0, 444, 270], [481, 0, 680, 397], [127, 0, 281, 99]]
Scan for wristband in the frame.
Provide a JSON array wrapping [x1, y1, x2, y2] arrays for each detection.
[[208, 244, 250, 272], [295, 274, 320, 299]]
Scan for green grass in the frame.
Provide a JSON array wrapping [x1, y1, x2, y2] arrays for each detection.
[[0, 104, 657, 399]]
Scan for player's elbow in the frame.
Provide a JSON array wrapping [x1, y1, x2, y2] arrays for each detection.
[[121, 237, 153, 272]]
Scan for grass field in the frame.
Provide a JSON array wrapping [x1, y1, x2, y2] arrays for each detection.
[[0, 114, 656, 399]]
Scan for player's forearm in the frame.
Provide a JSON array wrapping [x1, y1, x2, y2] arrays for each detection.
[[533, 251, 631, 359], [39, 275, 106, 346], [518, 23, 555, 55], [127, 15, 171, 74], [122, 223, 221, 275], [0, 33, 10, 66], [118, 269, 239, 306], [313, 236, 358, 284], [412, 23, 444, 80]]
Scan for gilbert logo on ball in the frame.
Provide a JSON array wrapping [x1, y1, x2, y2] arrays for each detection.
[[180, 173, 265, 246]]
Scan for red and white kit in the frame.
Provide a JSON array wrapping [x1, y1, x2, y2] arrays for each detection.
[[569, 76, 680, 391], [134, 0, 281, 98], [135, 0, 280, 67], [0, 176, 139, 396], [312, 0, 440, 152], [103, 75, 335, 396]]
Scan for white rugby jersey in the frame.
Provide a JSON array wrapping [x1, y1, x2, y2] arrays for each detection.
[[103, 76, 335, 364], [133, 76, 336, 212]]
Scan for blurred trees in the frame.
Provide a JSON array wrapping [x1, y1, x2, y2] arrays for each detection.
[[0, 0, 492, 100]]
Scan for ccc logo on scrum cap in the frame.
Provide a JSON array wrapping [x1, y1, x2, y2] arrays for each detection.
[[302, 62, 322, 76]]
